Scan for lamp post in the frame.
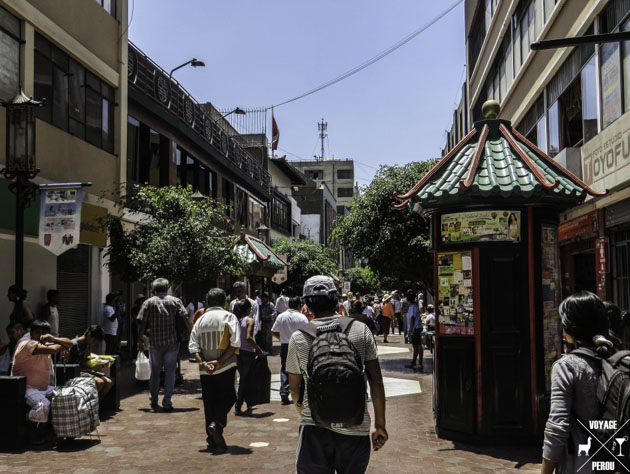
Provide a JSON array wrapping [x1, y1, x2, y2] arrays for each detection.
[[169, 58, 205, 78], [1, 90, 44, 323], [219, 107, 246, 121]]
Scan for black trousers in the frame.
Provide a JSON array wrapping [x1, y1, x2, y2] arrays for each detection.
[[200, 368, 236, 430], [236, 351, 256, 409], [296, 425, 371, 474]]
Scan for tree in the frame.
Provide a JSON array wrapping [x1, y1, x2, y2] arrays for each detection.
[[332, 160, 439, 289], [105, 185, 247, 286], [271, 238, 338, 296], [343, 267, 400, 295]]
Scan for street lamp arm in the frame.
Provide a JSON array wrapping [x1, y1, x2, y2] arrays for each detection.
[[169, 58, 205, 78]]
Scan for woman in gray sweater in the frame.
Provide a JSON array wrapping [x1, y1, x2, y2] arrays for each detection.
[[542, 291, 614, 474]]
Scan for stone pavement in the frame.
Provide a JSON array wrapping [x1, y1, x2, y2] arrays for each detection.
[[0, 334, 542, 473]]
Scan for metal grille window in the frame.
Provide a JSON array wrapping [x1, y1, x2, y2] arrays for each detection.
[[0, 6, 19, 101], [337, 169, 353, 180], [34, 33, 115, 154], [613, 230, 630, 311]]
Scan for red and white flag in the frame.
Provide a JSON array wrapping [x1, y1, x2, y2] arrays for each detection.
[[272, 113, 279, 151]]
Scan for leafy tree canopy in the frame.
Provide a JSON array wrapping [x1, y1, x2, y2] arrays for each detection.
[[271, 238, 338, 296], [105, 185, 247, 285], [343, 267, 401, 295], [332, 160, 438, 288]]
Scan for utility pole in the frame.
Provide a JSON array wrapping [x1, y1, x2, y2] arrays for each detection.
[[318, 119, 327, 161]]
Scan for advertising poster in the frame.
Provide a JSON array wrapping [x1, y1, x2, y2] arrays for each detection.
[[437, 251, 474, 335], [39, 187, 83, 256], [541, 225, 561, 391], [441, 210, 521, 244]]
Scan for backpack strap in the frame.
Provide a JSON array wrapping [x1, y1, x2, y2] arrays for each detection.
[[570, 347, 601, 360], [299, 317, 355, 339], [337, 316, 355, 334], [607, 350, 630, 367], [299, 322, 319, 339]]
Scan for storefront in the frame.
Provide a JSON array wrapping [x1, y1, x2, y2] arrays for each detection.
[[393, 101, 603, 442]]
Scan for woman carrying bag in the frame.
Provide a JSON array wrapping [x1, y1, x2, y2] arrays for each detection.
[[233, 299, 264, 416]]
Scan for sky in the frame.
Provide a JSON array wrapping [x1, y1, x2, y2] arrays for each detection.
[[128, 0, 466, 186]]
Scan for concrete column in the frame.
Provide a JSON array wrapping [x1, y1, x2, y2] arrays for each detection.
[[21, 22, 34, 96]]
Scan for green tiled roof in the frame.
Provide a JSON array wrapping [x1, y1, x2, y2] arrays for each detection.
[[394, 116, 605, 212], [234, 235, 287, 270]]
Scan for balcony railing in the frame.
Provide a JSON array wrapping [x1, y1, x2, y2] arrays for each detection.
[[128, 41, 271, 193]]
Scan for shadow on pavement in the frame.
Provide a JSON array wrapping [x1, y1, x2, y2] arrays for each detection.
[[199, 445, 253, 456], [241, 411, 274, 419], [54, 438, 100, 452], [378, 357, 434, 374], [439, 442, 540, 467]]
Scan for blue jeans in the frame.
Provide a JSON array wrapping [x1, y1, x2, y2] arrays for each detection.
[[149, 342, 179, 408]]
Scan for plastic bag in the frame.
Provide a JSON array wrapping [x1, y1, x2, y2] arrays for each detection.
[[85, 353, 115, 370], [135, 352, 150, 381]]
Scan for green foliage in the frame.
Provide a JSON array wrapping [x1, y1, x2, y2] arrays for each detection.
[[332, 160, 439, 288], [343, 267, 400, 294], [271, 238, 338, 295], [105, 185, 247, 285]]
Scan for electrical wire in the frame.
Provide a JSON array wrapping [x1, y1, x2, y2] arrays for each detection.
[[119, 0, 135, 41], [267, 0, 463, 110]]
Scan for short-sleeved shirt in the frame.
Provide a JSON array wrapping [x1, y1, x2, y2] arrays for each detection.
[[286, 315, 378, 436], [275, 296, 290, 315], [392, 299, 402, 313], [407, 302, 421, 331], [381, 302, 394, 318], [103, 304, 117, 336], [230, 297, 259, 334], [188, 307, 240, 375], [137, 294, 187, 347], [11, 339, 51, 390], [362, 306, 374, 319], [271, 309, 309, 344]]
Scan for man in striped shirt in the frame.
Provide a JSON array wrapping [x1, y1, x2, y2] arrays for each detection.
[[287, 276, 388, 474], [189, 288, 240, 451]]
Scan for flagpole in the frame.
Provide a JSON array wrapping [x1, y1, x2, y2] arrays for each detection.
[[271, 106, 275, 159]]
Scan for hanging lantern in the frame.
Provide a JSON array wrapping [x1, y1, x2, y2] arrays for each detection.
[[3, 90, 43, 173]]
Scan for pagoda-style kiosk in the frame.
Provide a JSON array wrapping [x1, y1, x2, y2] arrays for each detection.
[[394, 101, 605, 442]]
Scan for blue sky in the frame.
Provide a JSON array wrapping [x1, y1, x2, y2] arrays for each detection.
[[128, 0, 465, 185]]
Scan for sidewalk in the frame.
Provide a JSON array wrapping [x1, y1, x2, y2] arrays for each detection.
[[0, 335, 542, 473]]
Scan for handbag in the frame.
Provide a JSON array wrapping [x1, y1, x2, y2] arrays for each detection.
[[245, 355, 271, 407], [134, 352, 150, 381]]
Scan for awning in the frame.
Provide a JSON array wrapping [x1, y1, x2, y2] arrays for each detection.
[[234, 234, 289, 277]]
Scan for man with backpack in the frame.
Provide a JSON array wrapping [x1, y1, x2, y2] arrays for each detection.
[[286, 275, 388, 474]]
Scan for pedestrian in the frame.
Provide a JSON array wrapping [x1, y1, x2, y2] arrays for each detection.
[[348, 300, 376, 333], [8, 285, 35, 328], [233, 298, 264, 416], [103, 293, 120, 354], [65, 325, 113, 398], [380, 294, 394, 343], [301, 301, 314, 321], [130, 294, 147, 355], [229, 281, 259, 335], [542, 291, 614, 474], [286, 275, 388, 473], [189, 288, 240, 451], [344, 292, 353, 314], [275, 288, 290, 315], [258, 293, 276, 354], [392, 292, 403, 336], [404, 290, 423, 371], [272, 296, 308, 405], [39, 289, 60, 337], [136, 278, 191, 412], [400, 292, 411, 343], [362, 297, 375, 321]]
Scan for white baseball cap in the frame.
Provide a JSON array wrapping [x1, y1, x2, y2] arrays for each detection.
[[303, 275, 337, 297]]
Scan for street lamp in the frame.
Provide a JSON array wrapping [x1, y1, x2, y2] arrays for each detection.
[[169, 58, 205, 78], [256, 224, 269, 243], [219, 107, 246, 121], [1, 90, 44, 322], [191, 189, 205, 201]]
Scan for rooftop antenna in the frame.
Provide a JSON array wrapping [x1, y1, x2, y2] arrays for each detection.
[[318, 119, 327, 161]]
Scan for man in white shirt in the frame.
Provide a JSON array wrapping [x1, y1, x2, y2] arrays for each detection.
[[392, 292, 403, 335], [272, 296, 308, 404], [189, 288, 240, 451], [275, 289, 290, 315], [103, 293, 119, 354], [40, 289, 60, 337], [230, 281, 259, 334]]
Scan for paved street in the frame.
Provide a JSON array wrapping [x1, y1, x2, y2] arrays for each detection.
[[0, 335, 542, 473]]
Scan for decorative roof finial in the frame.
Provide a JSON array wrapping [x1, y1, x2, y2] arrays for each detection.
[[482, 100, 500, 119]]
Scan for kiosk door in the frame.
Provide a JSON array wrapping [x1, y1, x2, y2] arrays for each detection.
[[479, 247, 532, 436]]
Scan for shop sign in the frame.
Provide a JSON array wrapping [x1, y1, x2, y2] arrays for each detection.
[[582, 109, 630, 192], [80, 203, 108, 247], [271, 255, 288, 284], [558, 210, 598, 242], [441, 210, 520, 244], [39, 186, 83, 256], [596, 237, 610, 274]]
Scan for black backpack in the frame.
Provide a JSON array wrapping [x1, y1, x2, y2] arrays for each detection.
[[300, 317, 366, 427], [572, 347, 630, 456]]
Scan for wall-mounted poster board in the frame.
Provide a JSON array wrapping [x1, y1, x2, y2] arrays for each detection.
[[541, 225, 562, 391], [437, 251, 474, 335], [441, 210, 521, 244]]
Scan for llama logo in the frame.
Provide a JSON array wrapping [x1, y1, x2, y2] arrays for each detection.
[[578, 437, 592, 456]]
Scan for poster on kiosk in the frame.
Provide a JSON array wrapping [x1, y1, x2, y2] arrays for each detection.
[[38, 186, 83, 256]]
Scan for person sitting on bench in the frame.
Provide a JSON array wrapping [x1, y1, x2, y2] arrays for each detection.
[[65, 325, 113, 398], [11, 320, 65, 423]]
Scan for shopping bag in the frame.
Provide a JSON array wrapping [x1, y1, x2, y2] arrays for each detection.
[[135, 352, 150, 381], [245, 356, 271, 407]]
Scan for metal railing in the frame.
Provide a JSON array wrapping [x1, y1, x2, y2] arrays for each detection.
[[128, 41, 271, 193]]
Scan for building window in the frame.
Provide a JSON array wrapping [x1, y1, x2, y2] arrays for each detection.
[[612, 229, 630, 311], [272, 194, 291, 234], [623, 20, 630, 112], [95, 0, 116, 18], [547, 101, 560, 156], [337, 169, 353, 179], [305, 169, 323, 180], [337, 187, 354, 198], [582, 56, 598, 143], [35, 33, 115, 154], [600, 41, 623, 129], [223, 179, 235, 217], [0, 6, 20, 101]]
